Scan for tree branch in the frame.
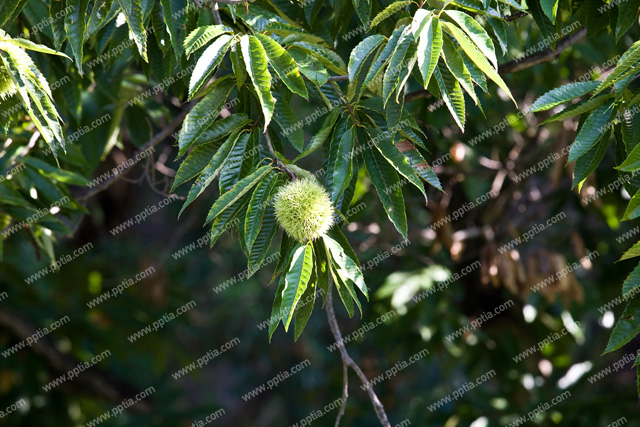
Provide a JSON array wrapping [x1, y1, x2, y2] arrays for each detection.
[[498, 27, 587, 74], [0, 309, 153, 414], [211, 2, 223, 25], [79, 109, 190, 200], [504, 11, 528, 21], [264, 129, 297, 181], [325, 283, 391, 427]]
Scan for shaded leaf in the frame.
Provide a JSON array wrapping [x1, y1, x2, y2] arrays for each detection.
[[205, 165, 272, 225], [281, 243, 314, 331], [362, 145, 408, 238]]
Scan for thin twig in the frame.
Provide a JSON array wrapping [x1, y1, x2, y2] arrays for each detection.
[[329, 81, 360, 126], [504, 11, 528, 21], [325, 283, 391, 427], [80, 109, 189, 200], [498, 27, 587, 74], [264, 129, 297, 180], [211, 1, 223, 25]]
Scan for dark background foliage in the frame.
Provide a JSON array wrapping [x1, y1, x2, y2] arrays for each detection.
[[1, 0, 640, 426]]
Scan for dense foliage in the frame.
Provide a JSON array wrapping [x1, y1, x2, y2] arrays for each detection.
[[2, 0, 640, 425]]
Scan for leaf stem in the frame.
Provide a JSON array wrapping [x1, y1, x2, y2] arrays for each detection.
[[264, 128, 297, 181], [329, 81, 360, 126]]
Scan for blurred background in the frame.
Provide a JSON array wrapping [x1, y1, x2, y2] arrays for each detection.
[[2, 3, 640, 427]]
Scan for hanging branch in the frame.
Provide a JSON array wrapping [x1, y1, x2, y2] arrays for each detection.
[[325, 283, 391, 427]]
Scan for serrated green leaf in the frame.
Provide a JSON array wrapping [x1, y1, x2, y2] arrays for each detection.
[[230, 43, 247, 87], [206, 165, 272, 225], [616, 0, 640, 40], [352, 0, 371, 24], [273, 95, 304, 151], [434, 64, 465, 131], [262, 22, 321, 41], [362, 145, 408, 239], [288, 46, 329, 86], [443, 22, 516, 106], [540, 93, 614, 124], [487, 17, 507, 56], [618, 141, 640, 172], [0, 49, 63, 151], [444, 11, 497, 68], [594, 41, 640, 96], [540, 0, 559, 23], [64, 0, 90, 72], [272, 232, 294, 284], [241, 35, 274, 130], [331, 127, 355, 202], [6, 38, 70, 60], [623, 188, 640, 220], [441, 36, 478, 105], [531, 81, 600, 112], [253, 34, 308, 99], [528, 0, 557, 48], [178, 75, 236, 153], [605, 298, 640, 353], [180, 114, 251, 157], [348, 35, 386, 99], [210, 193, 249, 249], [292, 41, 347, 75], [22, 157, 88, 186], [330, 263, 355, 317], [323, 235, 368, 300], [621, 107, 640, 153], [188, 34, 233, 99], [0, 0, 28, 27], [572, 127, 610, 190], [118, 0, 148, 62], [293, 269, 317, 340], [370, 1, 411, 28], [178, 132, 244, 216], [621, 263, 640, 297], [245, 171, 280, 251], [219, 129, 256, 193], [184, 25, 233, 57], [49, 0, 68, 49], [293, 108, 341, 162], [281, 243, 314, 331], [460, 49, 488, 93], [247, 200, 278, 277], [621, 240, 640, 261], [313, 239, 330, 307], [363, 27, 403, 92], [269, 275, 287, 340], [568, 100, 616, 163], [383, 27, 412, 105], [365, 127, 427, 203], [173, 140, 222, 189], [161, 0, 187, 60], [396, 139, 443, 191]]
